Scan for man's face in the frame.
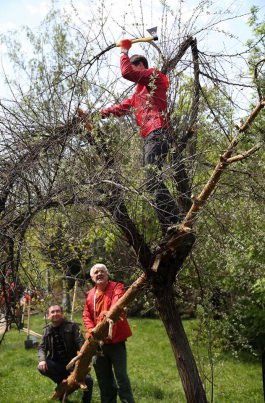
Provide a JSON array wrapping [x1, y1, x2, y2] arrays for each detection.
[[48, 305, 64, 326], [132, 62, 145, 71], [91, 268, 109, 288]]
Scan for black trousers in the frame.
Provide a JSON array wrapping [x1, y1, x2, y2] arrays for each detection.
[[38, 358, 93, 403], [144, 129, 179, 230], [93, 342, 135, 403]]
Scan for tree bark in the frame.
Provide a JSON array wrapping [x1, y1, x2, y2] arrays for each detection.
[[62, 278, 71, 313]]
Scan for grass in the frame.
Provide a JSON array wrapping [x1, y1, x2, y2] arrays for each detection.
[[0, 313, 263, 402]]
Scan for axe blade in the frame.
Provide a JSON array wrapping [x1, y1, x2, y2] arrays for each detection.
[[146, 26, 158, 41]]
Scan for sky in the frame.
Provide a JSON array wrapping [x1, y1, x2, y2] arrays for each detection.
[[0, 0, 264, 106], [0, 0, 264, 39]]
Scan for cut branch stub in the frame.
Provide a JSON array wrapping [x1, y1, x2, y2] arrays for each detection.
[[152, 226, 195, 272]]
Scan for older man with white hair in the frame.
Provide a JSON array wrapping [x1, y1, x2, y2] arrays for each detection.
[[83, 263, 135, 403]]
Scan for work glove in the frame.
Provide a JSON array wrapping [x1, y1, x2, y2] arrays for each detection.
[[76, 108, 93, 132], [119, 39, 132, 52]]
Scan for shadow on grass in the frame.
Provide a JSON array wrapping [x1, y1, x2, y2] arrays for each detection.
[[141, 384, 165, 400]]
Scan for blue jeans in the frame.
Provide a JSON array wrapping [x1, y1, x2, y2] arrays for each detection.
[[38, 359, 93, 403], [144, 129, 179, 230], [93, 342, 135, 403]]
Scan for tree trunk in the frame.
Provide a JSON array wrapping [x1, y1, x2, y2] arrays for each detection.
[[62, 278, 71, 313], [155, 284, 207, 403], [46, 269, 51, 294]]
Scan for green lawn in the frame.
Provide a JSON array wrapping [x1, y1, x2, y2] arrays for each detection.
[[0, 314, 263, 402]]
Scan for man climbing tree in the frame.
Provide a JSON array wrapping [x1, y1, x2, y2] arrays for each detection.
[[78, 38, 180, 233]]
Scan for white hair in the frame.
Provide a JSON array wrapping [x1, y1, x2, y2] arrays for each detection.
[[90, 263, 109, 277]]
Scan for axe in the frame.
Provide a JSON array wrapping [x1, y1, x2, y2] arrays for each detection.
[[116, 26, 158, 47]]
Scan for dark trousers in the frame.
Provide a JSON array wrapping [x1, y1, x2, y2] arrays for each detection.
[[93, 342, 135, 403], [144, 129, 179, 230], [38, 359, 93, 403]]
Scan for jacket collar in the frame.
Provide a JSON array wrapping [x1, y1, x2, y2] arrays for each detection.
[[46, 318, 66, 334]]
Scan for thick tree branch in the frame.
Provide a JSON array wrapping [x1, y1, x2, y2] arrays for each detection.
[[161, 36, 194, 75], [188, 38, 200, 141], [104, 191, 153, 269], [238, 100, 265, 133], [171, 38, 200, 215]]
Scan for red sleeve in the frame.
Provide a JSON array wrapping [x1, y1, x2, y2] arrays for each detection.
[[83, 293, 96, 330], [101, 97, 133, 118], [120, 53, 155, 86]]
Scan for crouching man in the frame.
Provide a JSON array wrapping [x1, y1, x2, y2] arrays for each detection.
[[37, 304, 93, 403]]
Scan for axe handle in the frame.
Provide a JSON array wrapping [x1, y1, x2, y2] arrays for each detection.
[[116, 36, 155, 47]]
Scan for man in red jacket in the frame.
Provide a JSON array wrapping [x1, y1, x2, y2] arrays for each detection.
[[78, 39, 179, 232], [83, 263, 135, 403]]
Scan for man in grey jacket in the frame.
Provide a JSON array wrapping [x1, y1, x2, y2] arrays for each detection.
[[38, 304, 93, 403]]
